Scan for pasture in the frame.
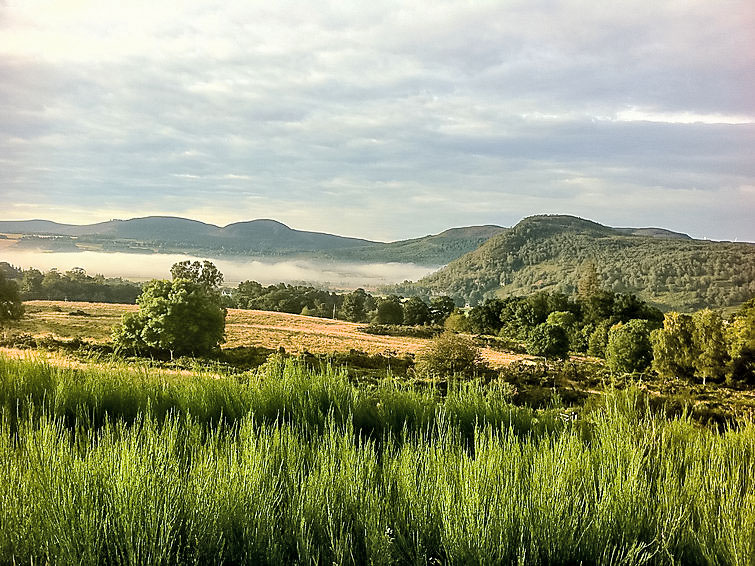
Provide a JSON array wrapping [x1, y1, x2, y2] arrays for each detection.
[[7, 300, 528, 367]]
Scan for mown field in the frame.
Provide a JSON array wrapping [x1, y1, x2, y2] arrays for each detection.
[[6, 300, 528, 367], [1, 355, 753, 565]]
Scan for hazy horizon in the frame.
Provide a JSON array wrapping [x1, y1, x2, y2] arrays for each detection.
[[0, 246, 437, 290], [2, 1, 753, 241]]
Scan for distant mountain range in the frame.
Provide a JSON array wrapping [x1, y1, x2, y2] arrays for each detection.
[[0, 216, 506, 265], [390, 215, 754, 311], [2, 214, 753, 311]]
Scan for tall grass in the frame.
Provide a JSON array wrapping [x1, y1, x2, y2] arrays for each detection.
[[1, 354, 754, 565]]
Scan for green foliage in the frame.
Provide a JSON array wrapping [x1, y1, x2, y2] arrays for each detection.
[[587, 321, 611, 357], [409, 214, 755, 311], [113, 277, 226, 358], [0, 271, 24, 327], [375, 295, 404, 325], [232, 280, 340, 318], [360, 324, 441, 339], [170, 259, 224, 289], [341, 288, 370, 322], [17, 267, 141, 303], [429, 295, 455, 325], [444, 310, 470, 333], [691, 309, 729, 382], [605, 320, 653, 373], [402, 296, 431, 325], [727, 300, 755, 383], [526, 323, 570, 359], [577, 260, 602, 299], [651, 313, 697, 380], [2, 356, 755, 565], [415, 331, 484, 377]]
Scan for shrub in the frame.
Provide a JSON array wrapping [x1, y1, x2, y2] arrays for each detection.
[[415, 331, 484, 377], [526, 323, 570, 359], [444, 311, 470, 333]]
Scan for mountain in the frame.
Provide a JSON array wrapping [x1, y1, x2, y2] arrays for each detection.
[[396, 215, 755, 311], [328, 225, 508, 264], [0, 216, 504, 265]]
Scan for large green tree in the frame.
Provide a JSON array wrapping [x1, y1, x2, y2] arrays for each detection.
[[341, 289, 369, 322], [402, 296, 431, 326], [651, 313, 697, 380], [113, 262, 226, 358], [605, 320, 653, 373], [727, 300, 755, 383], [692, 309, 729, 383], [375, 295, 404, 325]]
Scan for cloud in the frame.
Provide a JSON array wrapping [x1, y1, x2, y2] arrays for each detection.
[[1, 0, 753, 242]]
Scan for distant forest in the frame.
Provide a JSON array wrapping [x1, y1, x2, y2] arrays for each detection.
[[400, 215, 755, 311]]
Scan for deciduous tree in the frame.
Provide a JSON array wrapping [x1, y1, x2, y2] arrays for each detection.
[[605, 320, 653, 373], [0, 271, 24, 328]]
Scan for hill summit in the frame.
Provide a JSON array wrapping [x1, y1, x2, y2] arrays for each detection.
[[398, 215, 754, 311]]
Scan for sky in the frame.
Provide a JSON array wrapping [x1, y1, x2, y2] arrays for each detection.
[[1, 0, 754, 242]]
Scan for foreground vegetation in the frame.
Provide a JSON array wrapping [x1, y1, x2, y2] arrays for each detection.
[[1, 355, 755, 565]]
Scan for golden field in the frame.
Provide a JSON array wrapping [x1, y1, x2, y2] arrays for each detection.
[[5, 301, 528, 368]]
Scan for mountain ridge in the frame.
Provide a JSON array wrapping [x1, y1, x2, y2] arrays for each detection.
[[395, 214, 755, 311], [0, 216, 507, 265]]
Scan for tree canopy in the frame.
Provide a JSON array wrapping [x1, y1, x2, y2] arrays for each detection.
[[0, 271, 24, 328], [112, 262, 226, 358]]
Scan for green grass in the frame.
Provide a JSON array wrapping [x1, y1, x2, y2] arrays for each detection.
[[1, 354, 754, 565]]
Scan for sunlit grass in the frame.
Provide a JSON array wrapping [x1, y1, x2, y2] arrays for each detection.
[[0, 354, 754, 565]]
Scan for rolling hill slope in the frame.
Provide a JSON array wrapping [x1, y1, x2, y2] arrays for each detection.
[[399, 215, 755, 311]]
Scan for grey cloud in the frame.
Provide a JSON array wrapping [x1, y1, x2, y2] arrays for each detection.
[[1, 1, 753, 241]]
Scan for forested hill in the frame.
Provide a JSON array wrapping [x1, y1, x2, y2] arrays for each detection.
[[0, 216, 506, 265], [396, 215, 755, 312]]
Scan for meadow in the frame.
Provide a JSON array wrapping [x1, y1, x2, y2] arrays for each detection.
[[1, 354, 754, 565], [7, 300, 527, 366]]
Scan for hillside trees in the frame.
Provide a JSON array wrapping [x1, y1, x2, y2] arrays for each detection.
[[112, 262, 226, 358]]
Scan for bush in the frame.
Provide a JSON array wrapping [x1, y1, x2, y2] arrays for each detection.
[[0, 271, 23, 327], [444, 311, 470, 333], [415, 331, 484, 377], [526, 323, 570, 359]]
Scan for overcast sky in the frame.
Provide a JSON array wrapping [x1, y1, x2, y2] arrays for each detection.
[[1, 0, 753, 242]]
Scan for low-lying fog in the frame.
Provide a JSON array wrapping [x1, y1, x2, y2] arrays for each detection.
[[0, 249, 437, 289]]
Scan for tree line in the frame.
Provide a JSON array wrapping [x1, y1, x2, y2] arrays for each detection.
[[1, 262, 141, 304]]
